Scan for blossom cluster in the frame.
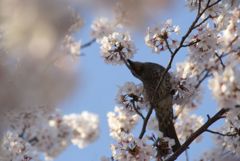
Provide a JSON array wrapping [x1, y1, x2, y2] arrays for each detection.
[[107, 106, 139, 140], [145, 19, 180, 53], [213, 119, 240, 156], [116, 82, 149, 110], [110, 133, 155, 161], [1, 109, 99, 161], [2, 131, 40, 161], [199, 147, 240, 161], [209, 66, 240, 110], [91, 17, 137, 65], [174, 105, 204, 142], [91, 17, 116, 41], [107, 107, 155, 160], [63, 112, 99, 149], [107, 106, 177, 160], [100, 32, 136, 64]]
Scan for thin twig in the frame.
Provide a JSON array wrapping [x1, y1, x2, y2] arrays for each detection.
[[182, 39, 201, 47], [166, 108, 229, 161], [215, 52, 226, 69], [138, 106, 154, 138], [80, 38, 96, 49], [197, 0, 202, 16], [195, 70, 211, 88], [193, 15, 211, 29], [164, 39, 174, 55], [206, 129, 238, 137], [208, 0, 221, 8], [132, 101, 145, 120]]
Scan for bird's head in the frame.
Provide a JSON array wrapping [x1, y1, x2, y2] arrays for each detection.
[[126, 59, 144, 80], [126, 59, 164, 81]]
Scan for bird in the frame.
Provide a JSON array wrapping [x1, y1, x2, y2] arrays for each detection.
[[125, 59, 181, 152]]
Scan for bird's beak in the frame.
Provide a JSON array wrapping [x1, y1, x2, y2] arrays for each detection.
[[126, 59, 134, 70], [126, 59, 137, 73], [126, 59, 140, 78]]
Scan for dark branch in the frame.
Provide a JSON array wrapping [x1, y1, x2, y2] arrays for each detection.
[[164, 39, 174, 55], [138, 106, 154, 138], [132, 101, 145, 120], [206, 129, 238, 137], [195, 70, 211, 88], [215, 52, 226, 69], [182, 39, 201, 47], [165, 108, 229, 161], [197, 0, 202, 16], [193, 15, 211, 29], [80, 38, 96, 49]]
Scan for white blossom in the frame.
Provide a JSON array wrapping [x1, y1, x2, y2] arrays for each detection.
[[100, 32, 136, 65], [63, 112, 100, 149], [2, 131, 40, 161], [199, 148, 240, 161], [175, 106, 204, 142], [116, 82, 149, 110], [63, 35, 81, 56], [107, 106, 139, 140], [2, 108, 99, 161], [91, 17, 116, 41], [209, 66, 240, 110], [110, 133, 155, 161], [171, 67, 202, 108], [213, 119, 240, 156], [145, 20, 180, 53]]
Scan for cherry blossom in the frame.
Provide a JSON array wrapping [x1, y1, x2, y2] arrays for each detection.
[[116, 82, 149, 110], [175, 107, 204, 142], [110, 133, 156, 161], [63, 112, 99, 149], [145, 19, 180, 53], [107, 106, 139, 140], [91, 17, 116, 41], [100, 32, 136, 64]]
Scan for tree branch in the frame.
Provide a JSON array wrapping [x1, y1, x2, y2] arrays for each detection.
[[138, 106, 154, 138], [80, 38, 96, 49], [195, 70, 211, 88], [206, 129, 238, 137], [182, 39, 201, 47], [165, 108, 229, 161], [164, 39, 174, 55], [193, 15, 211, 29], [131, 101, 145, 120], [215, 52, 226, 69]]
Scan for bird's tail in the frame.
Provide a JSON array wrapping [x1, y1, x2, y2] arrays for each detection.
[[155, 98, 181, 152], [164, 120, 181, 152]]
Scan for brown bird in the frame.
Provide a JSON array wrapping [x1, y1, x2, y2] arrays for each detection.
[[126, 59, 181, 152]]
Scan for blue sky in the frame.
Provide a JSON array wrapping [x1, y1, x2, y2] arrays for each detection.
[[55, 2, 220, 161]]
